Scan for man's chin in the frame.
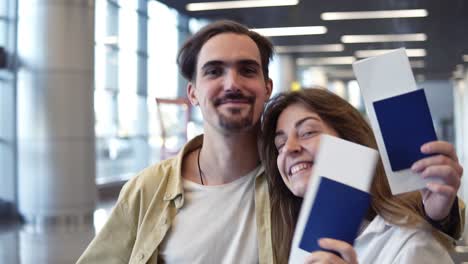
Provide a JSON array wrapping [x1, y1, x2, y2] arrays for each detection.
[[219, 121, 253, 131], [218, 116, 254, 131], [218, 105, 251, 116], [216, 107, 252, 125]]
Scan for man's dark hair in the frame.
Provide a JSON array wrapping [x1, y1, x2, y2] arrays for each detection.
[[177, 20, 274, 82]]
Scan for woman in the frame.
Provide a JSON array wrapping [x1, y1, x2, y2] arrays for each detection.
[[260, 88, 461, 263]]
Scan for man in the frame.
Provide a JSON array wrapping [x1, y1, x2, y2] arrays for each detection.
[[78, 20, 274, 264], [77, 20, 463, 264]]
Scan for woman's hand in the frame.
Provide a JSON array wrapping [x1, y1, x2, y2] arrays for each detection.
[[411, 141, 464, 221], [304, 238, 358, 264]]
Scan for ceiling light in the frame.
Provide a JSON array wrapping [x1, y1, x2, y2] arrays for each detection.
[[410, 60, 425, 68], [186, 0, 299, 11], [341, 33, 427, 43], [275, 44, 344, 53], [463, 55, 468, 62], [252, 26, 327, 37], [355, 49, 426, 58], [297, 56, 355, 65], [321, 9, 428, 20]]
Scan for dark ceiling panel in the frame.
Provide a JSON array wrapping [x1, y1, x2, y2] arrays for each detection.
[[156, 0, 468, 80]]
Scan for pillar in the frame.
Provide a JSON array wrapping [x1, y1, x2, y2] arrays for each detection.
[[17, 0, 96, 224], [270, 54, 296, 95], [453, 68, 468, 241]]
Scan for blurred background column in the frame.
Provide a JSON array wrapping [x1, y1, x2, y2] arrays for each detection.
[[16, 0, 96, 224], [454, 66, 468, 241], [0, 0, 18, 220], [270, 54, 296, 95], [301, 67, 328, 88]]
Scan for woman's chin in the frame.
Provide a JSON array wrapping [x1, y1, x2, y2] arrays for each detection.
[[289, 172, 311, 197], [291, 184, 307, 198]]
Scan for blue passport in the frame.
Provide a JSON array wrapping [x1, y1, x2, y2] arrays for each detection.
[[373, 89, 437, 172], [299, 177, 371, 253]]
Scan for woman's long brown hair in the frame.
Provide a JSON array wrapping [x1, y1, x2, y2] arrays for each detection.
[[260, 88, 447, 263]]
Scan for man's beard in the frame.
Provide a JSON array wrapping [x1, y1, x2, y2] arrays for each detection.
[[218, 107, 254, 131], [213, 91, 256, 132]]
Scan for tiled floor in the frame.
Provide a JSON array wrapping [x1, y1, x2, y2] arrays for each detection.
[[0, 201, 115, 264], [2, 198, 468, 263]]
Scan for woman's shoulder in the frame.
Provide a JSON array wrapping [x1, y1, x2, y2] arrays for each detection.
[[356, 216, 453, 264], [391, 226, 453, 264]]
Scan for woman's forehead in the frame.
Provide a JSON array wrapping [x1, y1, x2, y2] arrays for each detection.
[[276, 103, 322, 129], [280, 103, 320, 121]]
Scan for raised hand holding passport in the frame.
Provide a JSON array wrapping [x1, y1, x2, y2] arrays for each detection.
[[412, 141, 463, 220]]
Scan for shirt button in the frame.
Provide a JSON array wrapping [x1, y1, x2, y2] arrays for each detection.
[[164, 194, 171, 199], [138, 252, 145, 260]]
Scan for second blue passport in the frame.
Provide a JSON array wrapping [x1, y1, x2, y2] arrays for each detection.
[[373, 89, 437, 172]]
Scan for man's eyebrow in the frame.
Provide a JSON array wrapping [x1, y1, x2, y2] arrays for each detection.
[[201, 60, 224, 70], [237, 59, 261, 67], [201, 59, 261, 70]]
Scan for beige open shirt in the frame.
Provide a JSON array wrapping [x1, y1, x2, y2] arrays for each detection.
[[76, 135, 274, 264]]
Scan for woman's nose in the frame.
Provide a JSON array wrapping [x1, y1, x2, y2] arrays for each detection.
[[283, 136, 301, 154]]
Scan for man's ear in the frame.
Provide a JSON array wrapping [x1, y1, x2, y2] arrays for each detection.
[[187, 82, 199, 106], [265, 78, 273, 99]]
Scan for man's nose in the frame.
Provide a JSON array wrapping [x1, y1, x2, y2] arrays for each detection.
[[223, 69, 241, 91]]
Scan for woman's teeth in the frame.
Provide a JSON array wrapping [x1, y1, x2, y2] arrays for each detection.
[[290, 163, 311, 175]]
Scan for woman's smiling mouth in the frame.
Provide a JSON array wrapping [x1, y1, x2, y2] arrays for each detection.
[[288, 162, 313, 176]]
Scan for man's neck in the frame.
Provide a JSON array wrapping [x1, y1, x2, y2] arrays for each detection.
[[199, 127, 260, 185]]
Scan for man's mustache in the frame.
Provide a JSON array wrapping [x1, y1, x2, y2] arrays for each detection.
[[213, 92, 255, 106]]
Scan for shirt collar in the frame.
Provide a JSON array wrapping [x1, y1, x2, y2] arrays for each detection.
[[163, 135, 204, 207], [357, 215, 392, 240], [163, 134, 265, 207]]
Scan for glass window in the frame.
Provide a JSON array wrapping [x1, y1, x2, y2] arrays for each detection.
[[94, 89, 118, 137], [95, 0, 146, 183], [94, 0, 200, 183], [347, 80, 363, 111], [146, 1, 182, 162], [188, 17, 209, 35], [0, 0, 16, 204], [147, 1, 178, 99]]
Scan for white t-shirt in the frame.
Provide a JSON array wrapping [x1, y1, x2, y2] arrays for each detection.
[[355, 215, 453, 264], [159, 166, 260, 264]]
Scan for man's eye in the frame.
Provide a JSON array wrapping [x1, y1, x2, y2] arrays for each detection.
[[241, 67, 257, 76], [205, 68, 222, 76]]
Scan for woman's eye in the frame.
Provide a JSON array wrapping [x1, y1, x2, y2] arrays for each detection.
[[274, 138, 285, 152], [300, 130, 317, 138], [276, 144, 284, 152]]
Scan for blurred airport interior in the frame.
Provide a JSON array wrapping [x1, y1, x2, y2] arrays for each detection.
[[1, 0, 468, 263]]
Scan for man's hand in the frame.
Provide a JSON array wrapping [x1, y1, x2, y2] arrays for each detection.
[[411, 141, 464, 221], [304, 238, 358, 264]]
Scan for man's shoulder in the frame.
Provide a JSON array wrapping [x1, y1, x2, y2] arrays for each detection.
[[119, 157, 180, 201]]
